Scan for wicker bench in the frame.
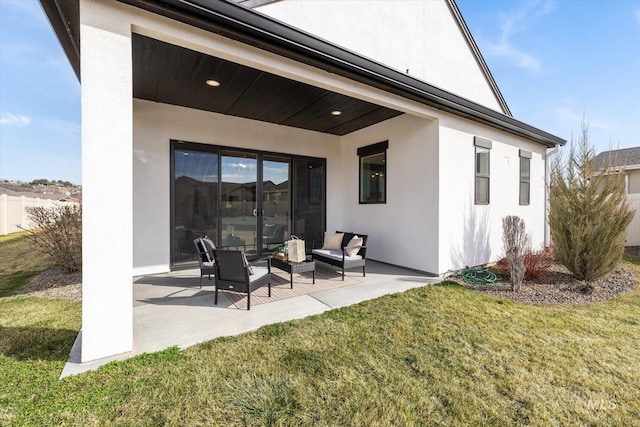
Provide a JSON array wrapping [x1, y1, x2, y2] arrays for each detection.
[[311, 231, 368, 280]]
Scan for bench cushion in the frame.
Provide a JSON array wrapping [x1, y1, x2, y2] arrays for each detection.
[[312, 249, 363, 261]]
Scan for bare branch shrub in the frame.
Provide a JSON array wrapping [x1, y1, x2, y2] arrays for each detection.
[[549, 120, 634, 281], [20, 204, 82, 273], [502, 215, 528, 291]]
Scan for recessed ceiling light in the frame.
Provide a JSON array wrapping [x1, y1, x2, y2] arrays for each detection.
[[331, 110, 342, 116], [206, 79, 221, 87]]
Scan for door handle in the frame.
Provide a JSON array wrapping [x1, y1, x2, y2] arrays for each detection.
[[253, 208, 258, 217]]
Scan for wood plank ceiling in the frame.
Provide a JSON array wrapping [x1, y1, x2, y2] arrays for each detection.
[[132, 34, 402, 136]]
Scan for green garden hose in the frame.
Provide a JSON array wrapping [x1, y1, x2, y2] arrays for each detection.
[[454, 268, 498, 285]]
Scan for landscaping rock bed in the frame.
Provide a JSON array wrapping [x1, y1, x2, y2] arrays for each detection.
[[22, 269, 82, 300], [462, 261, 639, 305]]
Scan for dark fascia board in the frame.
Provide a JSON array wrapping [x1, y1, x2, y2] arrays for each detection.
[[42, 0, 566, 147], [38, 0, 80, 81], [446, 0, 512, 117]]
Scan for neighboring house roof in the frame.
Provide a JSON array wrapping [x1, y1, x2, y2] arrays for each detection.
[[595, 147, 640, 169], [40, 0, 565, 147]]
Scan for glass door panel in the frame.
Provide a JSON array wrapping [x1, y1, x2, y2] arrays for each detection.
[[173, 149, 218, 264], [262, 155, 291, 252], [293, 158, 325, 253], [221, 151, 257, 253]]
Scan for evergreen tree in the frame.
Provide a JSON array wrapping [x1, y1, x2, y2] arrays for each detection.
[[549, 121, 634, 281]]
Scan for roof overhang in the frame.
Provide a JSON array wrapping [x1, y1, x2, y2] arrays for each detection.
[[39, 0, 566, 147]]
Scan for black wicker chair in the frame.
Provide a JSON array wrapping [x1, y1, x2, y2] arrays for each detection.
[[212, 249, 271, 310], [194, 237, 216, 288]]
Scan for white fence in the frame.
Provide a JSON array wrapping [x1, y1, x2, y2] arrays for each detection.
[[626, 194, 640, 246], [0, 194, 75, 235]]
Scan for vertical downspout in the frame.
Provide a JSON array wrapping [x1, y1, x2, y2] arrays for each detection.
[[544, 144, 560, 245]]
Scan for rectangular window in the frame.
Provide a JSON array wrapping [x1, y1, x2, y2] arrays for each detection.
[[519, 149, 531, 205], [358, 141, 388, 204], [474, 137, 491, 205]]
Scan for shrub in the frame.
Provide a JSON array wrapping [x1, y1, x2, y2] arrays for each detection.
[[549, 121, 634, 281], [502, 216, 528, 291], [523, 246, 554, 280], [495, 246, 554, 282], [21, 204, 82, 273]]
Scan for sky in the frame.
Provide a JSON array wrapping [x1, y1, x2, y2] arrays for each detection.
[[1, 0, 639, 185]]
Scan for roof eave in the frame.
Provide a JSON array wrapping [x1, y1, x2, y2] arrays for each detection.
[[39, 0, 80, 81], [445, 0, 512, 117], [41, 0, 566, 147]]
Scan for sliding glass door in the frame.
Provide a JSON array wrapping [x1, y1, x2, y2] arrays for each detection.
[[262, 155, 291, 251], [173, 148, 218, 264], [171, 141, 324, 267], [220, 150, 257, 252]]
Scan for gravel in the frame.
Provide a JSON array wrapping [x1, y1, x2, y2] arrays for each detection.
[[462, 262, 639, 305], [21, 268, 82, 300]]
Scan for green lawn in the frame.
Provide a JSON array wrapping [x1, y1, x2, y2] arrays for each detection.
[[0, 231, 53, 297], [1, 233, 639, 426]]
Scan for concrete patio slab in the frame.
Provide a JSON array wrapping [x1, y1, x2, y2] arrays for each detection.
[[61, 261, 440, 377]]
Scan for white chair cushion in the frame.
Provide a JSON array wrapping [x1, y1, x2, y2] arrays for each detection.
[[249, 266, 269, 283], [312, 249, 362, 261]]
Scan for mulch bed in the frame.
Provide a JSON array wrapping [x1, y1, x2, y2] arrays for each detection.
[[460, 261, 639, 305]]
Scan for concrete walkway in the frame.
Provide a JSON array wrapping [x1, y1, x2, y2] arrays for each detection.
[[61, 261, 440, 377]]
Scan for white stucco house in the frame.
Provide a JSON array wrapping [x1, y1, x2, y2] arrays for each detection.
[[40, 0, 565, 363]]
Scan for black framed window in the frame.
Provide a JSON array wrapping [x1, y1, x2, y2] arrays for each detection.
[[474, 137, 491, 205], [358, 141, 388, 204], [519, 149, 531, 205]]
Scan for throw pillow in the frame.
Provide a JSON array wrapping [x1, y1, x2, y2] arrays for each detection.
[[345, 235, 363, 256], [202, 237, 216, 261], [197, 240, 211, 263], [321, 232, 344, 250]]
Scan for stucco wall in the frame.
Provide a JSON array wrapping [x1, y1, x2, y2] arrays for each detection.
[[437, 113, 548, 273], [339, 114, 440, 273], [256, 0, 504, 113], [133, 99, 341, 275]]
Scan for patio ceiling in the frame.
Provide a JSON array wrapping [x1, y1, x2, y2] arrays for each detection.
[[132, 34, 403, 136]]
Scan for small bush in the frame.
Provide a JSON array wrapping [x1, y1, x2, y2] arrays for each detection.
[[522, 246, 554, 280], [502, 216, 528, 291], [496, 246, 554, 282], [21, 204, 82, 273]]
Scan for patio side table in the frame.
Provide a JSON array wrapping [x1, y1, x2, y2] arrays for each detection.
[[270, 256, 316, 288]]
